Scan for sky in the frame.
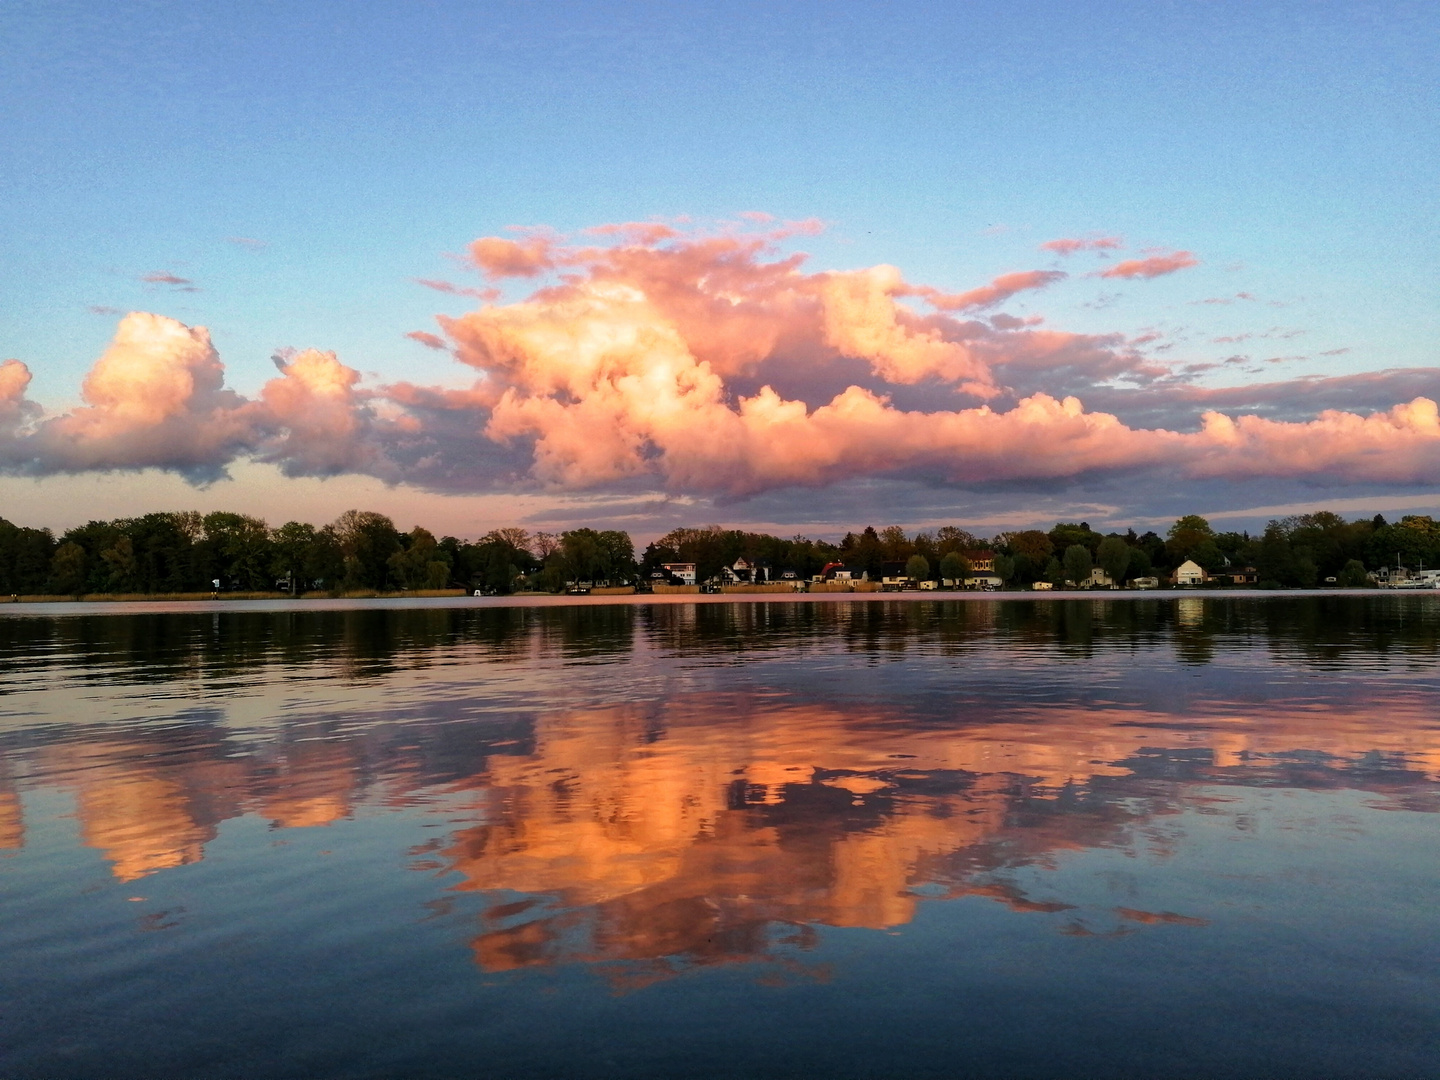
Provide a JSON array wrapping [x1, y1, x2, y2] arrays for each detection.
[[1, 0, 1437, 541]]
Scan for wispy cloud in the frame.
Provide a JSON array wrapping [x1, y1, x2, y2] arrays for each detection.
[[1040, 236, 1124, 256], [1099, 251, 1198, 280], [416, 279, 499, 301], [141, 271, 199, 292], [405, 330, 448, 350]]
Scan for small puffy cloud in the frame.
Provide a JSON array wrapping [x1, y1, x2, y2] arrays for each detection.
[[469, 235, 556, 278], [0, 359, 39, 431], [1100, 251, 1198, 280], [1041, 236, 1123, 255]]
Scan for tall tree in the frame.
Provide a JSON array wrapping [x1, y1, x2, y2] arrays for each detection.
[[1096, 536, 1131, 584]]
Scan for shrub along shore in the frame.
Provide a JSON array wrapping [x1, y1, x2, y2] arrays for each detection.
[[2, 508, 1437, 600]]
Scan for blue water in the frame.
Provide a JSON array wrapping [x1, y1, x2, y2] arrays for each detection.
[[1, 596, 1437, 1078]]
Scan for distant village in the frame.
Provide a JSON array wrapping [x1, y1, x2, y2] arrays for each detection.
[[4, 507, 1440, 599]]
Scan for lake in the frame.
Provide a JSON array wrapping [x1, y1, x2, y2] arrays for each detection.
[[1, 595, 1437, 1078]]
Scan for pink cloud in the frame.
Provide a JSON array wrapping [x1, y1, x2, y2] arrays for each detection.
[[416, 279, 500, 301], [5, 227, 1440, 503], [406, 330, 448, 350], [585, 221, 680, 245], [257, 349, 393, 478], [469, 236, 556, 279], [914, 270, 1067, 312], [1040, 236, 1123, 255], [1100, 252, 1198, 280], [15, 313, 255, 478], [0, 359, 38, 431]]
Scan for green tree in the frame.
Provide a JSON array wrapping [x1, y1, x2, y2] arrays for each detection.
[[1044, 556, 1065, 588], [1049, 522, 1102, 556], [1190, 538, 1225, 573], [50, 541, 87, 595], [939, 551, 970, 584], [1096, 536, 1131, 584], [1128, 546, 1153, 580], [270, 521, 318, 593], [1166, 515, 1215, 564], [880, 526, 913, 561], [1000, 530, 1053, 564], [1336, 559, 1371, 588], [1256, 521, 1297, 587], [1062, 544, 1092, 587], [905, 553, 930, 583], [99, 535, 138, 592], [992, 554, 1015, 585], [387, 527, 451, 590], [333, 510, 401, 589], [202, 512, 272, 590], [0, 519, 55, 594]]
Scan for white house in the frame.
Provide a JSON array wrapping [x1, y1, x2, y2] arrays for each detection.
[[661, 562, 697, 585], [1172, 560, 1207, 587], [1087, 568, 1116, 589]]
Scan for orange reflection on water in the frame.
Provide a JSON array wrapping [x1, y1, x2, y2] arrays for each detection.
[[434, 691, 1440, 973], [0, 788, 23, 851], [13, 684, 1437, 966]]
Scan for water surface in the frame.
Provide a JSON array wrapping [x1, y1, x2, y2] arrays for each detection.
[[2, 596, 1438, 1078]]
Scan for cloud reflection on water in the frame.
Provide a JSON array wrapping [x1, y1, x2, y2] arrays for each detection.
[[1, 597, 1437, 981]]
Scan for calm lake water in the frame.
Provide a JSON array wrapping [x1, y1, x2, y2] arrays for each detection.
[[1, 596, 1438, 1079]]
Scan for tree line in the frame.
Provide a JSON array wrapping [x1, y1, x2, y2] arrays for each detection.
[[1, 508, 1436, 596]]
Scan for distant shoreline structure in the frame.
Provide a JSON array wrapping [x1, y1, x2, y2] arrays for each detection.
[[0, 588, 1417, 619]]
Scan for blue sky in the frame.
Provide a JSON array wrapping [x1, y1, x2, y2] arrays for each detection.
[[2, 1, 1437, 537]]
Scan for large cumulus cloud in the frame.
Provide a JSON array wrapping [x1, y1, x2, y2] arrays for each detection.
[[3, 223, 1439, 509], [0, 314, 390, 482]]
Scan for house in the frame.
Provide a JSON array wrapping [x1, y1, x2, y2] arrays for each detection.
[[965, 574, 1003, 590], [1227, 567, 1258, 585], [724, 558, 771, 584], [1087, 568, 1116, 589], [962, 551, 996, 573], [1172, 560, 1207, 587], [827, 566, 865, 581], [661, 562, 697, 586], [1130, 576, 1160, 590], [1031, 581, 1054, 590], [880, 561, 912, 590]]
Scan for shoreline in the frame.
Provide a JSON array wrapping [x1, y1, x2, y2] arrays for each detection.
[[0, 587, 1419, 618]]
